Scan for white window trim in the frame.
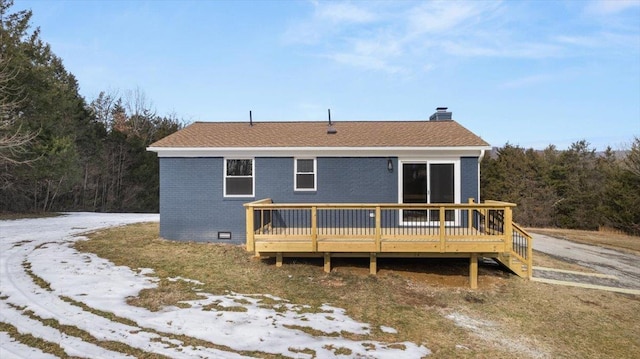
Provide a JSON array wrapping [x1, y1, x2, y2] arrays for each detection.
[[294, 157, 317, 191], [223, 158, 255, 198]]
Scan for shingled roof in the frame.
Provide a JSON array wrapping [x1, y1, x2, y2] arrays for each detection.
[[149, 120, 489, 148]]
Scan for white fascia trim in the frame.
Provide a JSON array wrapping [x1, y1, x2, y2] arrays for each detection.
[[147, 146, 492, 158]]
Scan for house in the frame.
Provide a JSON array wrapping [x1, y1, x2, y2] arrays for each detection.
[[148, 108, 489, 242], [148, 108, 532, 287]]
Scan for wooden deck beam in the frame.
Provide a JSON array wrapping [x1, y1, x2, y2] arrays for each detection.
[[370, 253, 377, 275], [470, 253, 478, 289]]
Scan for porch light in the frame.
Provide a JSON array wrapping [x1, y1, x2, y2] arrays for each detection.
[[387, 159, 393, 172]]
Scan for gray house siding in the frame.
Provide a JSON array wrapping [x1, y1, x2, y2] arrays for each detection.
[[160, 156, 480, 243], [256, 157, 398, 232], [160, 157, 247, 244], [461, 157, 480, 202], [460, 156, 480, 227], [256, 157, 397, 203], [160, 157, 398, 243]]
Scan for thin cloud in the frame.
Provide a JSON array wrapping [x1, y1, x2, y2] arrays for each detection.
[[442, 40, 565, 59], [553, 35, 599, 47], [500, 74, 553, 89], [325, 53, 403, 74], [407, 1, 490, 35], [315, 2, 377, 24], [554, 32, 640, 52], [585, 0, 640, 15], [284, 1, 638, 73], [282, 1, 378, 45]]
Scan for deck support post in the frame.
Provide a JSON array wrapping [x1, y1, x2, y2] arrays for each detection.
[[527, 235, 534, 279], [311, 206, 318, 251], [245, 206, 255, 253], [467, 198, 475, 230], [504, 206, 513, 253], [276, 253, 283, 267], [470, 253, 478, 289], [323, 252, 331, 273], [374, 206, 381, 252], [439, 206, 446, 252], [369, 253, 377, 275]]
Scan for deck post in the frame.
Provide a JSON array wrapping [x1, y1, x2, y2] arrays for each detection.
[[470, 253, 478, 289], [527, 234, 534, 279], [504, 206, 513, 253], [439, 206, 446, 252], [276, 253, 283, 267], [369, 253, 377, 275], [467, 198, 475, 230], [323, 252, 331, 273], [375, 206, 381, 252], [245, 206, 255, 253], [260, 210, 264, 234], [311, 206, 318, 252], [483, 208, 488, 234]]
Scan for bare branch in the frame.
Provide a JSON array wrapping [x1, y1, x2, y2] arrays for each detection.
[[0, 53, 38, 178]]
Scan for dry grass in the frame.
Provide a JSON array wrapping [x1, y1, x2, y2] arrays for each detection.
[[73, 223, 640, 359], [527, 227, 640, 254], [0, 212, 62, 220]]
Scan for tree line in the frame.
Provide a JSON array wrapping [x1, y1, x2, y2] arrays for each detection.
[[0, 1, 182, 213], [481, 139, 640, 235]]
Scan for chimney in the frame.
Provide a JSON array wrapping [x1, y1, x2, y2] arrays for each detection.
[[429, 107, 452, 121]]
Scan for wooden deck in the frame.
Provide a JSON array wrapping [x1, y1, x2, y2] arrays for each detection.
[[244, 199, 533, 288]]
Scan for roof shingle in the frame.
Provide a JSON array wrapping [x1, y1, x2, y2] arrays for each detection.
[[149, 120, 489, 148]]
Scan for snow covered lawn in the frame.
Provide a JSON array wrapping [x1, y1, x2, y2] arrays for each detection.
[[0, 213, 430, 358]]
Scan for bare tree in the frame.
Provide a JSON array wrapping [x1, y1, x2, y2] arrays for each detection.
[[0, 54, 37, 187]]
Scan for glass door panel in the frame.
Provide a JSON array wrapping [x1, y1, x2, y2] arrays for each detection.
[[402, 164, 427, 222], [429, 163, 455, 221]]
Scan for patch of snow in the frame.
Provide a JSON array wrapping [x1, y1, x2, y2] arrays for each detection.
[[167, 276, 205, 285], [0, 301, 133, 359], [0, 331, 59, 359], [137, 267, 155, 276], [380, 325, 398, 334], [1, 213, 431, 358]]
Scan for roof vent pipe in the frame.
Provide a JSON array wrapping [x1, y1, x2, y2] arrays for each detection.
[[249, 110, 253, 126], [327, 108, 337, 134]]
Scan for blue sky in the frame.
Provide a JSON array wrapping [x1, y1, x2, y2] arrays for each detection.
[[13, 0, 640, 150]]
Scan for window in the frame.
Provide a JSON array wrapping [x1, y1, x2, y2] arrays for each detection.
[[225, 159, 254, 197], [295, 158, 316, 191]]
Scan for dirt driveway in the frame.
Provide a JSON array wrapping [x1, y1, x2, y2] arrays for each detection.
[[530, 233, 640, 291]]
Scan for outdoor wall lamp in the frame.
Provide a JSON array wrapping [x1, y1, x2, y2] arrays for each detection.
[[387, 159, 393, 172]]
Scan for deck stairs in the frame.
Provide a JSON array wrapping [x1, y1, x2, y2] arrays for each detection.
[[493, 223, 533, 279], [495, 252, 530, 278]]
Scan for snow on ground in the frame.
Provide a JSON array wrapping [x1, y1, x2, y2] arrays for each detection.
[[0, 213, 430, 358], [0, 331, 58, 359]]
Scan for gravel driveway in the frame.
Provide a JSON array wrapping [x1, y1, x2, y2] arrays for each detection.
[[530, 233, 640, 291]]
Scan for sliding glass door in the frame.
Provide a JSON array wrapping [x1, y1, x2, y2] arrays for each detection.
[[401, 162, 456, 224]]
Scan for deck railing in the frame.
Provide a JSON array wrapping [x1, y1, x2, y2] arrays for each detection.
[[246, 199, 530, 253], [244, 199, 533, 284]]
